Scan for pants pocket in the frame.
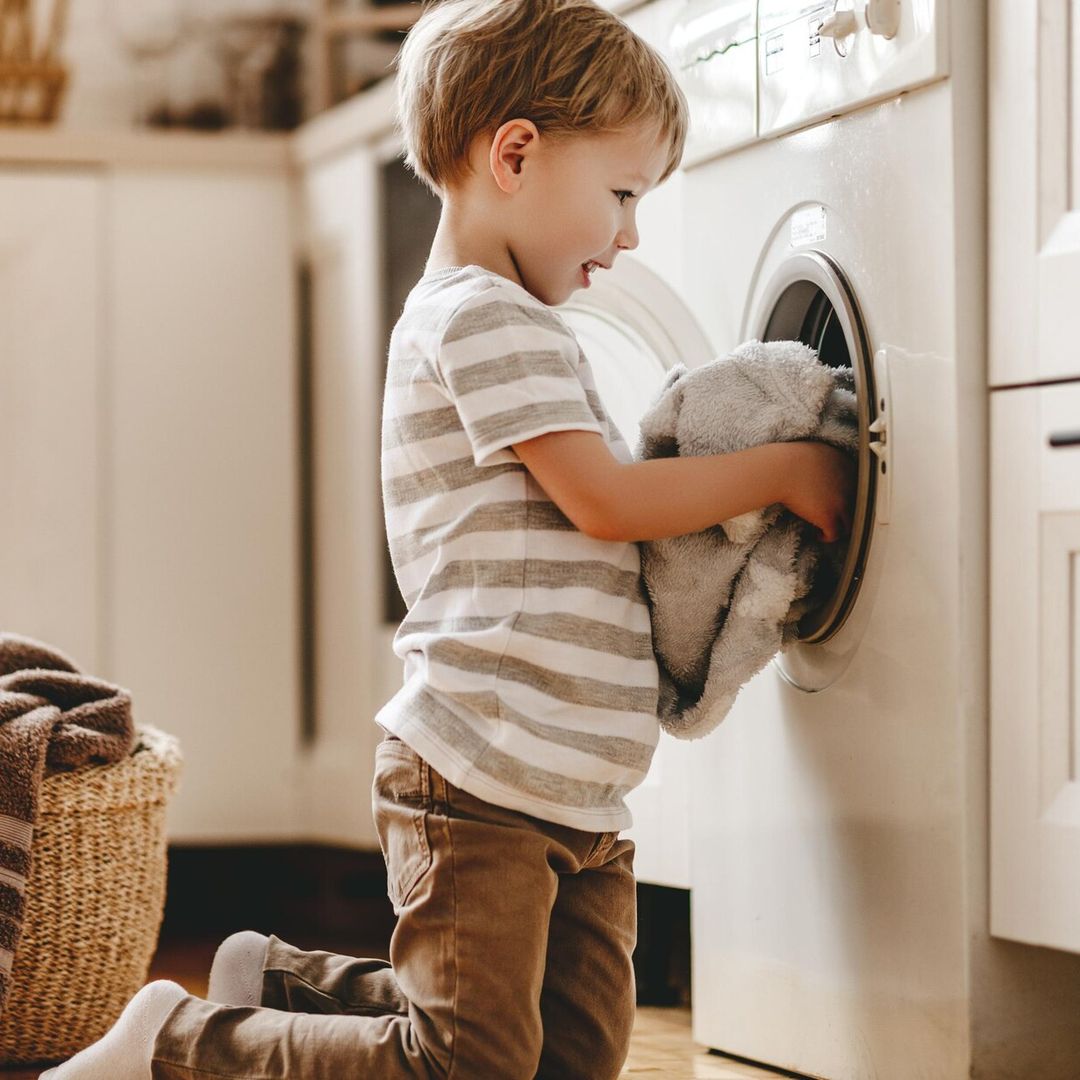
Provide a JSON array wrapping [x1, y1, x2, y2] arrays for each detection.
[[372, 739, 433, 913]]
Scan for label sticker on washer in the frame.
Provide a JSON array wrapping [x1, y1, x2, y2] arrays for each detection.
[[790, 205, 827, 246]]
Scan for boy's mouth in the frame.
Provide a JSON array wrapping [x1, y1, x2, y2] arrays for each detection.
[[580, 260, 607, 287]]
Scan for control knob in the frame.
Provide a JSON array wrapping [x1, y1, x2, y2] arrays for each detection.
[[819, 0, 900, 42]]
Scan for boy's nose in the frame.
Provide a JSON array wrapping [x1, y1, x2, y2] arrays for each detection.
[[616, 223, 639, 252]]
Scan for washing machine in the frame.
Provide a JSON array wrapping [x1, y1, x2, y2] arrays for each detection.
[[616, 0, 1080, 1078]]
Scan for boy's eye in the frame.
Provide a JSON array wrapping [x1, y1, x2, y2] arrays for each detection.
[[613, 190, 636, 205]]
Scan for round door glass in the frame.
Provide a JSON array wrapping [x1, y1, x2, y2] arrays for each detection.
[[751, 251, 876, 648]]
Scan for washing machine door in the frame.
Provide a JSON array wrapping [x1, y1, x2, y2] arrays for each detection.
[[560, 255, 714, 450], [751, 249, 887, 691]]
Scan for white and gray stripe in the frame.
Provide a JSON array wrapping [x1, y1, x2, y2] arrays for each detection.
[[398, 681, 644, 811]]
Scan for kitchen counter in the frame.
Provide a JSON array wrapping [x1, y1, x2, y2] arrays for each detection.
[[0, 125, 292, 170]]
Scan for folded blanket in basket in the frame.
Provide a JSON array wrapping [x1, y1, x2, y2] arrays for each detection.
[[0, 633, 135, 1019], [635, 339, 858, 740]]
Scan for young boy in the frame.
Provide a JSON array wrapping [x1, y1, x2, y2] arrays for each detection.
[[44, 1, 854, 1078]]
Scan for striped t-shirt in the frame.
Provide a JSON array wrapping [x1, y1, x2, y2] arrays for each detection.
[[376, 264, 660, 832]]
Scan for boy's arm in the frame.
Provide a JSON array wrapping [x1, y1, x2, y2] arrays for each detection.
[[512, 430, 852, 543]]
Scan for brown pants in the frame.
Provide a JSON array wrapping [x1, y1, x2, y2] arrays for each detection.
[[152, 734, 638, 1079]]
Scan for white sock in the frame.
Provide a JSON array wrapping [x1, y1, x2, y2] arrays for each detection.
[[207, 929, 270, 1006], [39, 980, 187, 1080]]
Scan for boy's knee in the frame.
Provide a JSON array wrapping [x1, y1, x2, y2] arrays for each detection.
[[410, 1006, 543, 1080], [452, 1021, 544, 1080], [533, 1019, 630, 1080], [535, 988, 635, 1080]]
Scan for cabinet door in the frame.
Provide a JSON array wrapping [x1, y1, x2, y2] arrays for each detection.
[[990, 0, 1080, 386], [108, 170, 300, 841], [0, 169, 104, 670], [296, 144, 386, 848], [991, 383, 1080, 952]]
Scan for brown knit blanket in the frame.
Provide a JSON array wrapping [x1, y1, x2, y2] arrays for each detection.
[[0, 632, 135, 1020]]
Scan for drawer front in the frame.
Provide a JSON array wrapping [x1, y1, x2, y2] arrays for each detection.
[[991, 379, 1080, 952]]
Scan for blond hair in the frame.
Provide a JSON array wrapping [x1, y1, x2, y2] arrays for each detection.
[[394, 0, 688, 196]]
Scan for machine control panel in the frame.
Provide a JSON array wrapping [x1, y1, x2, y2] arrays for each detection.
[[756, 0, 946, 139]]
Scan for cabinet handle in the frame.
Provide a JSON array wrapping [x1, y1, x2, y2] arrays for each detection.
[[1048, 429, 1080, 448]]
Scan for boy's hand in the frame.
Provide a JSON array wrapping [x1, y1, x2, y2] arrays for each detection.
[[781, 442, 857, 544]]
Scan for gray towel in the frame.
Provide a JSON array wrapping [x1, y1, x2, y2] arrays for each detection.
[[0, 633, 135, 1019], [635, 339, 858, 739]]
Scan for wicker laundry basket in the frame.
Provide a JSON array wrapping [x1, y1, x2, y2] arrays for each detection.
[[0, 724, 183, 1066]]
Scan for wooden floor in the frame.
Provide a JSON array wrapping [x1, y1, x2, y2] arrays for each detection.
[[2, 936, 797, 1079]]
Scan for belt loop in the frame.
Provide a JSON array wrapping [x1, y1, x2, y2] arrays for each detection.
[[424, 758, 443, 810]]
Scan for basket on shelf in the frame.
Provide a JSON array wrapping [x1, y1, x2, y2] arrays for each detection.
[[0, 724, 184, 1066], [0, 0, 70, 124]]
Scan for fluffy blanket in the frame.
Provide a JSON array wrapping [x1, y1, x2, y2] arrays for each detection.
[[635, 339, 858, 739]]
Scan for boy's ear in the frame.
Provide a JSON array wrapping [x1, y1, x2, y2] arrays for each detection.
[[489, 118, 539, 194]]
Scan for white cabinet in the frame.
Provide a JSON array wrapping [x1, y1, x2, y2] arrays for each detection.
[[293, 77, 445, 845], [990, 0, 1080, 952], [0, 157, 301, 843], [991, 384, 1080, 952], [0, 170, 104, 671], [293, 138, 388, 847], [990, 0, 1080, 387], [106, 169, 301, 842], [624, 736, 692, 888]]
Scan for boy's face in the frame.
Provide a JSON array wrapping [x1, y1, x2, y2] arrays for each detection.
[[501, 123, 671, 306]]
